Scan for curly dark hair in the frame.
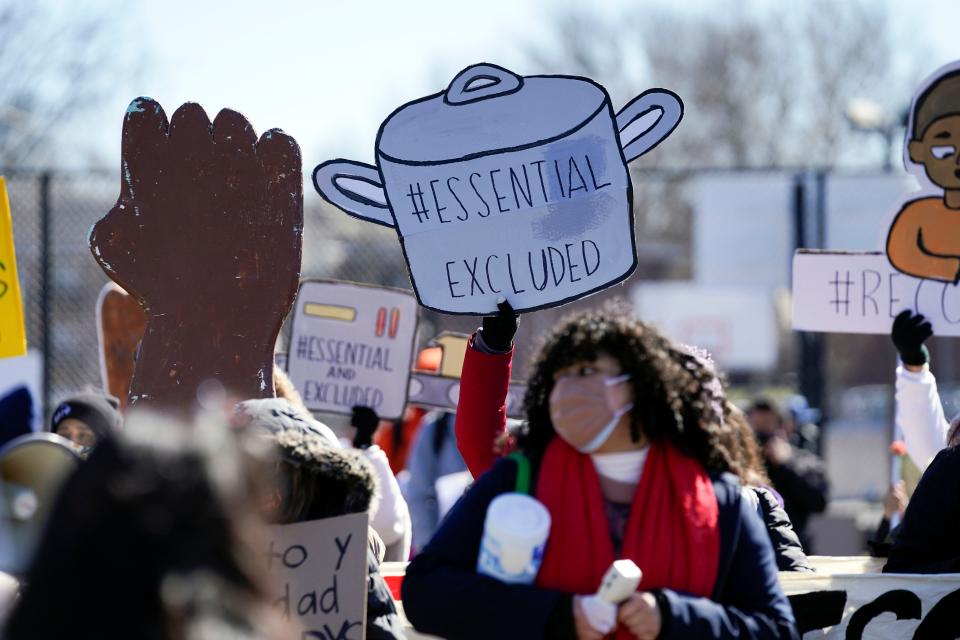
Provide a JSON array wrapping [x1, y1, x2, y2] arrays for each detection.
[[518, 302, 740, 476]]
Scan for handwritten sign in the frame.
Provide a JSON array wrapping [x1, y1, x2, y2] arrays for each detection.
[[0, 178, 26, 359], [792, 250, 960, 335], [266, 513, 368, 640], [288, 281, 418, 420], [407, 332, 526, 418], [313, 63, 684, 314]]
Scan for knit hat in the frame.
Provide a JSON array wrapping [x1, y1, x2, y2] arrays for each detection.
[[50, 392, 122, 439]]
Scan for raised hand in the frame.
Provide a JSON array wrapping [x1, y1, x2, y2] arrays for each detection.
[[90, 97, 303, 410], [480, 299, 520, 352], [891, 310, 932, 368], [351, 405, 380, 449]]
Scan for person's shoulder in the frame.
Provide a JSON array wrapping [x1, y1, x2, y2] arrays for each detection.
[[708, 471, 743, 510], [927, 444, 960, 471]]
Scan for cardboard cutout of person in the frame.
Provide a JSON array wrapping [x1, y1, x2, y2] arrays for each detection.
[[887, 63, 960, 283], [89, 98, 303, 410]]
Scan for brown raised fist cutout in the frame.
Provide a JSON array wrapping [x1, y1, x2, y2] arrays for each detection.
[[90, 97, 303, 410]]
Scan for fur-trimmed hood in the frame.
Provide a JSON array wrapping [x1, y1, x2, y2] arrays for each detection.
[[238, 397, 380, 519]]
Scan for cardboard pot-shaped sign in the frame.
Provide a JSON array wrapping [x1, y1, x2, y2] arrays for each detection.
[[90, 98, 303, 410], [314, 63, 683, 314]]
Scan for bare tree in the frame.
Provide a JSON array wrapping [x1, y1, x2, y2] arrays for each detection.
[[528, 1, 910, 169], [0, 1, 136, 167]]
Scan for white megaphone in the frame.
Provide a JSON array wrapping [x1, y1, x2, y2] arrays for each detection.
[[0, 433, 80, 575]]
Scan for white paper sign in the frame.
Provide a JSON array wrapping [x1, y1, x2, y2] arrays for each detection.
[[288, 281, 418, 420], [313, 63, 686, 314], [792, 251, 960, 336], [266, 513, 368, 640]]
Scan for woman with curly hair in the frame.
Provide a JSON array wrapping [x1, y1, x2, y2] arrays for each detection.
[[402, 303, 796, 640]]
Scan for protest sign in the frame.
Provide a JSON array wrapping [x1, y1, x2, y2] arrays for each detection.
[[0, 178, 26, 359], [89, 98, 303, 409], [266, 513, 368, 640], [407, 332, 526, 418], [884, 61, 960, 284], [96, 283, 146, 411], [288, 280, 418, 420], [783, 561, 960, 638], [792, 250, 960, 336], [792, 61, 960, 337], [314, 63, 684, 314]]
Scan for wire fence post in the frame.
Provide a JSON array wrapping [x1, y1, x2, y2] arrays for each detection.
[[40, 171, 52, 422]]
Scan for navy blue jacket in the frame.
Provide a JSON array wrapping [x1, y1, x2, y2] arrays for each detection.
[[402, 456, 798, 639]]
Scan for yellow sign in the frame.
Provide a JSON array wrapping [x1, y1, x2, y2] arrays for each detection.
[[0, 177, 26, 358]]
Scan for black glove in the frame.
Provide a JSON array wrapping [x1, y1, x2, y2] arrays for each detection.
[[351, 405, 379, 449], [891, 310, 932, 366], [480, 300, 520, 352]]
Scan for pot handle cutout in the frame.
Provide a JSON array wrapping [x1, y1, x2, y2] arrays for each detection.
[[313, 160, 395, 228], [616, 89, 684, 163], [445, 63, 524, 106]]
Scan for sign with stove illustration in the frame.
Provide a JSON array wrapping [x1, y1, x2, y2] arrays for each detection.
[[288, 280, 418, 420]]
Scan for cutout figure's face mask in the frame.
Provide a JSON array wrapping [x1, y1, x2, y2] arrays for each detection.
[[548, 356, 634, 453], [910, 114, 960, 190]]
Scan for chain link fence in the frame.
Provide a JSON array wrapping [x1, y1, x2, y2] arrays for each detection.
[[14, 166, 940, 444]]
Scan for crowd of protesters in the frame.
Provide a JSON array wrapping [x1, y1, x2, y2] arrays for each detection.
[[4, 295, 960, 638]]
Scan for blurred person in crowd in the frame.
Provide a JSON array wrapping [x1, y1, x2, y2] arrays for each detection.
[[0, 387, 33, 449], [404, 303, 796, 639], [4, 411, 291, 639], [890, 311, 951, 472], [405, 410, 468, 554], [882, 416, 960, 573], [348, 405, 412, 561], [747, 398, 828, 553], [869, 481, 907, 558], [725, 404, 811, 573], [374, 347, 443, 475], [243, 398, 406, 639], [48, 390, 122, 453], [239, 397, 411, 563], [273, 365, 311, 417], [784, 395, 821, 454]]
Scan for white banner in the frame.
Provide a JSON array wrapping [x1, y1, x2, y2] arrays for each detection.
[[785, 560, 960, 638], [792, 251, 960, 336]]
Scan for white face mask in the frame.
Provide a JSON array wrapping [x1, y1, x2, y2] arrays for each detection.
[[591, 447, 649, 484], [549, 373, 633, 454]]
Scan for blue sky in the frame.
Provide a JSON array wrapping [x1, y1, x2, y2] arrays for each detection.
[[71, 0, 960, 168]]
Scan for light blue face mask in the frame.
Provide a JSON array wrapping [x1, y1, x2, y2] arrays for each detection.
[[577, 374, 633, 454]]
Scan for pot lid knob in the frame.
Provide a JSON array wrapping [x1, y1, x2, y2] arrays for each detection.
[[444, 63, 524, 106]]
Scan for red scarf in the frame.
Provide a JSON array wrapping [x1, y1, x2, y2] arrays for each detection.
[[535, 438, 719, 635]]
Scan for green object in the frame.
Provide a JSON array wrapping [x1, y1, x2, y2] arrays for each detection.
[[508, 451, 531, 495]]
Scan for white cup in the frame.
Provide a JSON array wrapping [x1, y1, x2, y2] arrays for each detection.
[[477, 493, 551, 584]]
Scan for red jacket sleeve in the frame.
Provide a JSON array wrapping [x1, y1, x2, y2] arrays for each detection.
[[455, 333, 513, 478]]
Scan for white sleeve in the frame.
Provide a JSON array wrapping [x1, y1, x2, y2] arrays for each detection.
[[362, 444, 411, 551], [896, 364, 951, 471]]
